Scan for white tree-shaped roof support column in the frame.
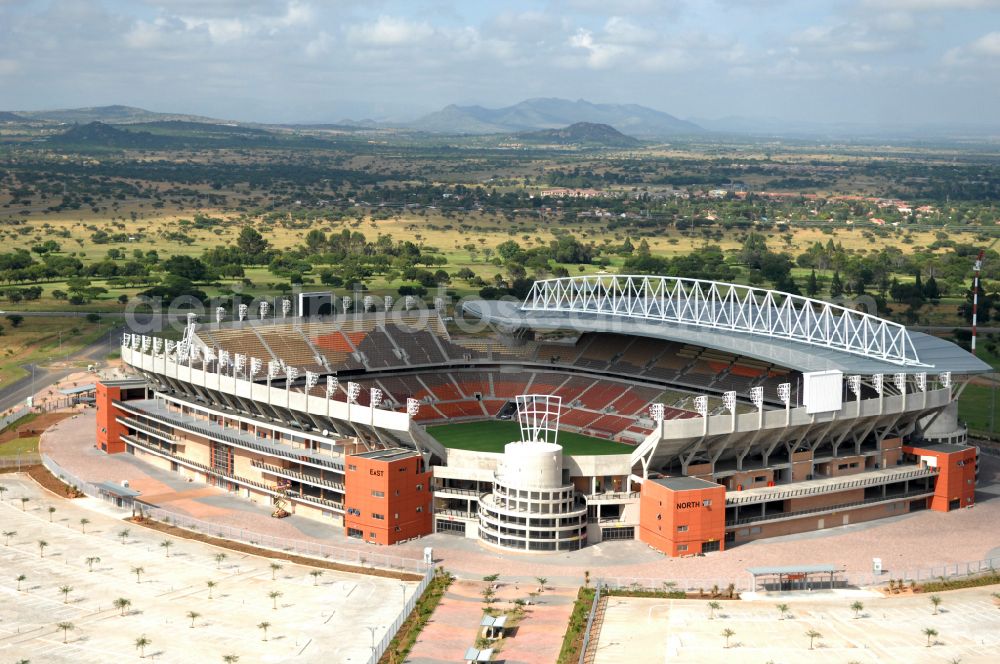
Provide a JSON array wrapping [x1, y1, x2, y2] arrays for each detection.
[[515, 394, 562, 445]]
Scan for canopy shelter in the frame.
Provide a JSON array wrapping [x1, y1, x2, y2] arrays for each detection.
[[480, 613, 508, 640], [58, 384, 96, 396], [746, 564, 846, 592], [463, 647, 494, 663]]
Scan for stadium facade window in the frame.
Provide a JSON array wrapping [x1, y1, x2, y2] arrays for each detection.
[[677, 525, 688, 532], [677, 544, 688, 552], [371, 490, 385, 498], [348, 464, 357, 471], [372, 513, 385, 520]]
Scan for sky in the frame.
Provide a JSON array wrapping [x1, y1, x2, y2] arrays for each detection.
[[1, 0, 999, 127]]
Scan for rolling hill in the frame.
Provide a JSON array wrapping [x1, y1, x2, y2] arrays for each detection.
[[516, 122, 642, 147], [15, 105, 226, 125], [411, 98, 702, 137]]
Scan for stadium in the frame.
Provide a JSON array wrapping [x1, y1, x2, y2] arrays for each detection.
[[102, 275, 989, 557]]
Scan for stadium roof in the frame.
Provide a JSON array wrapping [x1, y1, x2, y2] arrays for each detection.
[[464, 276, 991, 375]]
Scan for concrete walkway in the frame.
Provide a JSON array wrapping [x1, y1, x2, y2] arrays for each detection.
[[39, 410, 1000, 588]]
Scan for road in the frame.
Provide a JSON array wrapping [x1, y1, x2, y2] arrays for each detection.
[[0, 323, 123, 413]]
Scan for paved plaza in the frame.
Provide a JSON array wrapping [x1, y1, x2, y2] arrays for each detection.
[[594, 588, 1000, 664], [41, 411, 1000, 589], [0, 475, 418, 664]]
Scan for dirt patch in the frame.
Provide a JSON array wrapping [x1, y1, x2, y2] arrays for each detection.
[[0, 411, 74, 444], [25, 462, 85, 497], [126, 515, 423, 582]]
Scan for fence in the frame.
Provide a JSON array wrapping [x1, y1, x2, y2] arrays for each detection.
[[0, 454, 42, 470], [578, 581, 603, 664], [0, 406, 28, 431], [367, 567, 436, 664]]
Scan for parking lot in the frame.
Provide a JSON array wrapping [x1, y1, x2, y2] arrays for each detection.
[[0, 475, 418, 663], [594, 587, 1000, 664]]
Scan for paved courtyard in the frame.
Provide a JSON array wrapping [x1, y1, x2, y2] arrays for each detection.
[[594, 588, 1000, 664], [0, 475, 418, 664], [40, 410, 1000, 588]]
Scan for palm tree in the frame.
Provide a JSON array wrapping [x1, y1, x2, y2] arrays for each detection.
[[214, 553, 227, 569], [222, 656, 240, 663], [131, 566, 144, 584], [16, 574, 26, 591], [20, 497, 29, 511], [59, 585, 73, 604], [268, 590, 282, 610], [118, 528, 130, 545], [851, 601, 864, 619], [187, 610, 201, 628], [258, 621, 271, 641], [135, 635, 151, 658], [47, 506, 56, 522], [776, 603, 789, 620], [923, 627, 938, 647], [722, 628, 735, 648], [86, 556, 101, 572], [114, 597, 132, 616], [0, 485, 6, 500], [79, 518, 90, 533], [535, 576, 547, 592], [309, 570, 324, 586], [160, 540, 173, 557], [708, 601, 721, 620], [206, 580, 218, 599], [37, 540, 48, 558], [806, 629, 822, 650], [3, 530, 15, 546], [56, 621, 75, 643], [270, 562, 283, 580], [930, 595, 942, 615]]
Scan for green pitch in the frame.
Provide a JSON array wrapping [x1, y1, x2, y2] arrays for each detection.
[[425, 420, 632, 455]]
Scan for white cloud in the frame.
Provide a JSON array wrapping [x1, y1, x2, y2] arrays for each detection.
[[862, 0, 1000, 9], [347, 16, 434, 46], [0, 58, 18, 75], [569, 28, 629, 68], [969, 30, 1000, 54]]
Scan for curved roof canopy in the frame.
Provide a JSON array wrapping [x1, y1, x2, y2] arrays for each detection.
[[463, 275, 991, 375]]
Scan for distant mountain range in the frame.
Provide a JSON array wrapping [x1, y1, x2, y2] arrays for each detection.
[[409, 98, 701, 137], [515, 122, 642, 147], [13, 104, 222, 125]]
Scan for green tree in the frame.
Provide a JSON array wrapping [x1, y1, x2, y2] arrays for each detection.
[[187, 610, 200, 628], [270, 562, 283, 580], [806, 629, 822, 650], [722, 628, 735, 648], [269, 590, 282, 609], [851, 601, 864, 619], [930, 595, 942, 614], [708, 601, 721, 620], [258, 621, 271, 641], [923, 627, 938, 647], [114, 597, 132, 616], [135, 635, 151, 658], [59, 585, 73, 603], [830, 271, 844, 297], [56, 621, 75, 643]]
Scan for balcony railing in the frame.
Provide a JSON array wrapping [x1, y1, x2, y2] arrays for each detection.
[[115, 400, 345, 472], [251, 460, 345, 492], [725, 489, 934, 527], [725, 466, 939, 506]]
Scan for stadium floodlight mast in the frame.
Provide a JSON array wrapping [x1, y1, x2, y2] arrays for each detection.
[[649, 402, 665, 437], [249, 357, 262, 380], [915, 371, 928, 408], [406, 397, 420, 418], [847, 374, 862, 416], [384, 296, 393, 311], [370, 387, 383, 426], [939, 371, 951, 390], [749, 386, 764, 428], [259, 301, 269, 320], [266, 360, 280, 406], [515, 394, 562, 446], [343, 296, 352, 313], [777, 382, 791, 425], [434, 297, 444, 311], [305, 372, 319, 402], [152, 337, 163, 356], [872, 373, 885, 415], [285, 366, 299, 409], [216, 306, 225, 325], [364, 295, 374, 312], [234, 353, 246, 379], [405, 296, 414, 311], [326, 376, 339, 417], [346, 381, 360, 424], [722, 390, 737, 431], [281, 298, 291, 319], [893, 372, 907, 410], [694, 395, 709, 435], [238, 303, 248, 322]]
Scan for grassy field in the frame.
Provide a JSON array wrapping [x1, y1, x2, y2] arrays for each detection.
[[0, 316, 109, 391], [958, 383, 998, 433], [426, 420, 632, 455], [0, 436, 39, 457]]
